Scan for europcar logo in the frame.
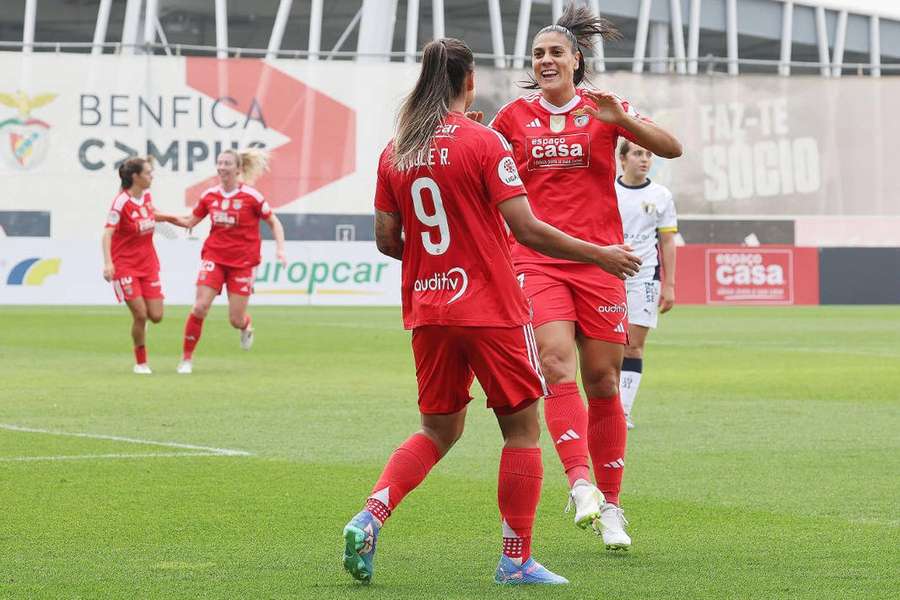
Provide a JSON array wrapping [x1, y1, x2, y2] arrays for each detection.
[[6, 258, 61, 285], [0, 91, 57, 170]]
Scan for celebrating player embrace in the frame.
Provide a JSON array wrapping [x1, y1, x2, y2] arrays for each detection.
[[101, 157, 186, 374], [175, 149, 287, 374], [489, 4, 681, 550], [341, 38, 639, 586], [616, 141, 678, 429]]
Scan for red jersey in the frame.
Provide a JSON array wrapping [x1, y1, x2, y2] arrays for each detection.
[[374, 112, 530, 329], [490, 90, 644, 266], [193, 184, 272, 268], [105, 190, 159, 276]]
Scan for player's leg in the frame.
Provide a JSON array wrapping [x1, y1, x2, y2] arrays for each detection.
[[124, 295, 150, 373], [621, 324, 650, 429], [578, 336, 631, 550], [225, 267, 255, 349], [179, 284, 217, 373], [342, 326, 468, 583]]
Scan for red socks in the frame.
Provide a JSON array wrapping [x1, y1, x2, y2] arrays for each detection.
[[183, 313, 204, 360], [545, 382, 592, 487], [588, 395, 627, 506], [367, 433, 442, 524], [499, 447, 542, 564], [134, 345, 147, 365]]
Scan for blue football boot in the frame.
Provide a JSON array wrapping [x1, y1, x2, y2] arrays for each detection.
[[342, 510, 381, 583], [494, 555, 569, 585]]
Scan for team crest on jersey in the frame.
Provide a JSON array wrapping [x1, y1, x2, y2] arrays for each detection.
[[222, 199, 230, 211], [0, 91, 57, 170], [233, 200, 242, 209], [572, 109, 590, 128], [641, 201, 657, 215], [549, 115, 566, 133]]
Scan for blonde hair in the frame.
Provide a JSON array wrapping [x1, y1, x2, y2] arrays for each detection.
[[220, 148, 270, 184]]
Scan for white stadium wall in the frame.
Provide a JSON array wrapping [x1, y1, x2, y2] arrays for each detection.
[[1, 53, 898, 304]]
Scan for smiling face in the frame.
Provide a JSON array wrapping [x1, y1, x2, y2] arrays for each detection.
[[532, 31, 580, 98], [217, 151, 240, 187]]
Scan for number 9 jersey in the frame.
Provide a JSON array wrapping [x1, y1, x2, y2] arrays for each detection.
[[374, 112, 531, 330]]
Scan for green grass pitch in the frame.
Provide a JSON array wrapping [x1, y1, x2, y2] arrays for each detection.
[[1, 305, 898, 599]]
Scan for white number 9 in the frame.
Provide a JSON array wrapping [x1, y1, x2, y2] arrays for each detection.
[[411, 177, 450, 255]]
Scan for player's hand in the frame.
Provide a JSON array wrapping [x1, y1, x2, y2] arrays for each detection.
[[594, 244, 641, 280], [465, 111, 484, 123], [659, 283, 675, 313], [276, 248, 288, 267], [103, 263, 115, 282], [582, 90, 628, 125]]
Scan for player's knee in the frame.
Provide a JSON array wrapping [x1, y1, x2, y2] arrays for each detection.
[[192, 304, 210, 319], [624, 344, 643, 359], [583, 368, 620, 398], [131, 309, 148, 323], [229, 315, 245, 329], [148, 311, 163, 324], [422, 423, 464, 454], [539, 352, 576, 385]]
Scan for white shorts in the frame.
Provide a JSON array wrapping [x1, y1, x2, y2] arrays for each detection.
[[626, 279, 660, 329]]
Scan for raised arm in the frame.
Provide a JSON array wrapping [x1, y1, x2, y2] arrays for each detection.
[[101, 228, 115, 281], [264, 212, 287, 266], [582, 91, 683, 159], [374, 209, 403, 261], [498, 196, 641, 280]]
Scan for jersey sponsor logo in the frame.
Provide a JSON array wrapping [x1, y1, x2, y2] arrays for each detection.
[[137, 219, 155, 234], [549, 115, 566, 133], [413, 267, 469, 304], [107, 210, 120, 225], [0, 91, 57, 170], [212, 210, 237, 226], [524, 118, 541, 128], [434, 123, 459, 138], [527, 133, 589, 170], [497, 156, 523, 187]]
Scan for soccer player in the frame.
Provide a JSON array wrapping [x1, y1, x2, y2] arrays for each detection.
[[341, 38, 640, 586], [174, 149, 287, 374], [488, 4, 682, 550], [616, 141, 678, 429], [101, 157, 185, 374]]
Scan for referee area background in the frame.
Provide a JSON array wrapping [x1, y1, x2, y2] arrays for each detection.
[[1, 1, 898, 599]]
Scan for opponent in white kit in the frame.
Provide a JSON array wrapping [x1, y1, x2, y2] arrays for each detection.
[[615, 140, 678, 429]]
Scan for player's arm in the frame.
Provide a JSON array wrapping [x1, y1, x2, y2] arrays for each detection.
[[153, 210, 192, 228], [101, 228, 115, 281], [375, 209, 403, 261], [264, 213, 288, 267], [581, 91, 682, 159], [658, 230, 677, 313], [498, 196, 641, 280]]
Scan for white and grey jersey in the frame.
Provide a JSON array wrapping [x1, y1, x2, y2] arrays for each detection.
[[615, 178, 677, 282]]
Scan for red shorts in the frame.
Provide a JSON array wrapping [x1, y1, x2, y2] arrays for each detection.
[[411, 324, 546, 415], [518, 262, 628, 344], [112, 273, 163, 303], [196, 260, 255, 296]]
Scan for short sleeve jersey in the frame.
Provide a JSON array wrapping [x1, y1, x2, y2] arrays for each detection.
[[490, 90, 646, 266], [616, 178, 677, 282], [105, 191, 159, 276], [374, 112, 529, 329], [193, 184, 272, 268]]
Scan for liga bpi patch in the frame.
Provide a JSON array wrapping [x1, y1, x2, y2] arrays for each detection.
[[526, 133, 590, 171]]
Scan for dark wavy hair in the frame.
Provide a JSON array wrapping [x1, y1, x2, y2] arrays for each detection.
[[118, 157, 151, 189], [522, 3, 620, 89]]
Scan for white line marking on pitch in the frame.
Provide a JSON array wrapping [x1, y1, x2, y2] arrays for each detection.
[[0, 452, 226, 463], [0, 423, 252, 458]]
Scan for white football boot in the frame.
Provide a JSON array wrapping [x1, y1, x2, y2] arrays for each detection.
[[133, 363, 152, 375], [564, 480, 604, 530], [240, 326, 254, 350], [625, 414, 635, 430], [176, 360, 193, 374], [597, 503, 631, 551]]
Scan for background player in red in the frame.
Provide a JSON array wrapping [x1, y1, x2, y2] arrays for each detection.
[[340, 38, 639, 586], [489, 4, 682, 550], [101, 157, 185, 374], [174, 149, 286, 374]]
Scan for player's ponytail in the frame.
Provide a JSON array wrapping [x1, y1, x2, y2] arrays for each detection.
[[118, 156, 151, 190], [221, 148, 270, 184], [523, 3, 620, 89], [392, 38, 474, 171]]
